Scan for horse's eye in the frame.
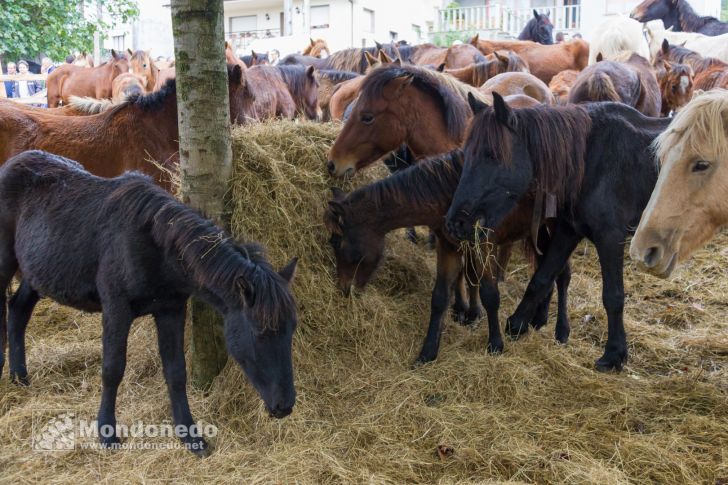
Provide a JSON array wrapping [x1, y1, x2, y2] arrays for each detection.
[[692, 160, 711, 173], [143, 64, 147, 68], [360, 113, 374, 125]]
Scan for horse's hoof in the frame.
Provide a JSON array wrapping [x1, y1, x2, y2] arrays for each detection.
[[487, 340, 504, 354], [505, 317, 529, 340], [10, 372, 30, 386], [555, 327, 570, 344], [594, 353, 626, 373], [185, 437, 210, 457], [413, 354, 436, 367], [530, 311, 548, 330], [463, 308, 484, 326], [450, 305, 468, 325]]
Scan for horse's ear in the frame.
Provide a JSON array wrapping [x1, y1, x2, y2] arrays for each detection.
[[127, 48, 133, 56], [662, 39, 670, 54], [379, 50, 394, 64], [306, 65, 315, 79], [679, 40, 687, 47], [596, 52, 603, 63], [492, 91, 512, 127], [310, 38, 316, 47], [393, 57, 402, 66], [467, 92, 488, 115], [364, 51, 378, 67], [225, 41, 230, 49], [533, 9, 540, 20], [325, 200, 345, 235], [330, 186, 347, 201], [111, 49, 118, 59], [494, 50, 509, 65], [278, 257, 298, 285], [375, 41, 384, 51], [384, 73, 413, 99], [229, 64, 243, 85], [436, 62, 445, 72]]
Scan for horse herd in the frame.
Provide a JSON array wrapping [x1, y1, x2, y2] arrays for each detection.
[[0, 0, 727, 456]]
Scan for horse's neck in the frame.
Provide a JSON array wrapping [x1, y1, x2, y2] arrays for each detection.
[[401, 91, 461, 155], [677, 0, 703, 31]]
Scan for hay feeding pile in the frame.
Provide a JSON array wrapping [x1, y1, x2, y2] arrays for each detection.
[[1, 120, 727, 484]]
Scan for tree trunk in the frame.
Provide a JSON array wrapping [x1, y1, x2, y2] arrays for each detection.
[[171, 0, 232, 389]]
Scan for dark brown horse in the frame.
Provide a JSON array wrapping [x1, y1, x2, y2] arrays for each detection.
[[655, 40, 728, 90], [324, 150, 571, 363], [631, 0, 728, 35], [46, 50, 129, 107], [518, 9, 554, 44], [470, 34, 589, 84], [240, 65, 297, 120], [568, 53, 661, 117], [277, 65, 321, 120]]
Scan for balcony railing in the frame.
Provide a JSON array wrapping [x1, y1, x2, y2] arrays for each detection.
[[226, 28, 282, 53], [437, 4, 582, 37]]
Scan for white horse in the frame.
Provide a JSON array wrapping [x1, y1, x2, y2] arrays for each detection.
[[645, 21, 728, 62], [589, 16, 650, 65]]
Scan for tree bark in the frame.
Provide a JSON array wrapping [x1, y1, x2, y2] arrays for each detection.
[[171, 0, 232, 389]]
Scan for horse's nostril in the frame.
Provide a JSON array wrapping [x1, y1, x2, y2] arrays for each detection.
[[326, 161, 335, 175], [643, 246, 662, 268]]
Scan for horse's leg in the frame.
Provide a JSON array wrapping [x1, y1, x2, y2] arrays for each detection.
[[529, 250, 556, 330], [415, 238, 462, 364], [0, 243, 17, 380], [97, 300, 133, 448], [478, 260, 503, 353], [593, 234, 628, 372], [7, 280, 39, 385], [495, 242, 513, 282], [506, 223, 581, 339], [154, 304, 209, 456], [554, 260, 572, 344], [463, 257, 484, 325], [450, 268, 469, 324]]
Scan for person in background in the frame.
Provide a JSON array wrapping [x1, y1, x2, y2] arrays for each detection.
[[555, 32, 565, 43], [65, 54, 75, 64], [11, 60, 41, 99], [4, 62, 16, 98], [40, 57, 54, 89], [269, 49, 280, 65]]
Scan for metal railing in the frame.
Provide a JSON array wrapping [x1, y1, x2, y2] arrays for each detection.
[[437, 4, 582, 37], [226, 28, 282, 52]]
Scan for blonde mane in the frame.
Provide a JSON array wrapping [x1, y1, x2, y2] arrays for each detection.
[[67, 96, 115, 114], [653, 89, 728, 163]]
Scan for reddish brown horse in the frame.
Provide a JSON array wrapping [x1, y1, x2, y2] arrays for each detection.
[[316, 69, 360, 121], [445, 51, 529, 87], [128, 49, 157, 93], [302, 38, 331, 58], [548, 69, 580, 104], [655, 40, 728, 90], [277, 65, 321, 120], [46, 50, 129, 107], [243, 65, 297, 120], [469, 34, 589, 84], [655, 61, 694, 115], [568, 53, 661, 117], [0, 69, 246, 190]]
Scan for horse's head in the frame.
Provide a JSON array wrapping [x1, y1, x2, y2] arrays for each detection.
[[630, 90, 728, 277], [223, 255, 298, 418], [108, 49, 130, 77], [446, 93, 587, 241], [658, 61, 694, 112], [301, 66, 321, 120], [111, 73, 147, 103], [528, 10, 554, 45], [307, 38, 331, 59], [227, 63, 249, 124], [327, 68, 413, 178], [490, 50, 530, 74], [324, 188, 385, 294], [128, 49, 155, 87], [250, 51, 269, 66], [631, 0, 673, 24]]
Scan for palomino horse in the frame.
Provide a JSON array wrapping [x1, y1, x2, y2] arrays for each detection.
[[631, 89, 728, 276], [0, 71, 246, 189], [46, 49, 129, 107], [645, 23, 728, 62], [481, 72, 555, 105], [588, 16, 650, 65], [128, 49, 157, 92], [0, 150, 298, 454], [655, 61, 694, 115], [655, 40, 728, 90], [569, 53, 661, 117], [445, 94, 671, 371], [303, 38, 331, 58], [469, 34, 589, 84], [549, 69, 580, 104], [327, 63, 489, 177], [518, 10, 554, 44], [325, 146, 571, 363], [630, 0, 728, 35], [445, 51, 529, 87], [73, 52, 94, 68]]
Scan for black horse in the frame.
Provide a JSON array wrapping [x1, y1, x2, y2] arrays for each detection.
[[446, 94, 671, 372], [518, 9, 554, 45], [0, 151, 298, 454], [630, 0, 728, 35]]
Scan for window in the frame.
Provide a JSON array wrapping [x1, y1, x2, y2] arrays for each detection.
[[363, 8, 375, 33], [412, 24, 422, 42], [311, 5, 330, 29], [112, 35, 125, 51], [230, 15, 257, 33]]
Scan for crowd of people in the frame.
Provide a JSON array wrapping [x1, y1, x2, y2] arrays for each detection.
[[2, 56, 60, 98]]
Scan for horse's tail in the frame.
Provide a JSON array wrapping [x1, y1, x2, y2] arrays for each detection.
[[587, 71, 621, 102], [67, 96, 114, 114]]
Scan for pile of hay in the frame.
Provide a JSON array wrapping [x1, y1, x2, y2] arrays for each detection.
[[1, 120, 726, 484]]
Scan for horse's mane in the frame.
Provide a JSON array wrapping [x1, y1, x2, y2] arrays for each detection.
[[661, 43, 726, 72], [676, 0, 721, 32], [277, 65, 313, 100], [466, 104, 591, 206], [359, 64, 486, 140], [68, 95, 115, 114], [105, 177, 294, 330], [346, 150, 464, 214], [317, 69, 359, 83], [653, 88, 728, 164], [106, 77, 177, 118]]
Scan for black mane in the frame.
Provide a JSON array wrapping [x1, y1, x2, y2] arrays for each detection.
[[317, 69, 359, 83], [675, 0, 726, 32]]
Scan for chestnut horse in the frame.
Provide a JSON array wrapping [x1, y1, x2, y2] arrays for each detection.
[[316, 69, 359, 121], [277, 65, 321, 120], [325, 150, 571, 363], [630, 0, 728, 35], [549, 69, 579, 104], [128, 49, 157, 93], [244, 65, 297, 120], [569, 53, 661, 117], [241, 51, 269, 67], [302, 38, 331, 58], [481, 72, 555, 105], [46, 50, 129, 107], [655, 40, 728, 90], [0, 71, 246, 190], [469, 34, 589, 84], [327, 63, 489, 177], [655, 61, 694, 116], [445, 51, 529, 87], [631, 90, 728, 276]]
